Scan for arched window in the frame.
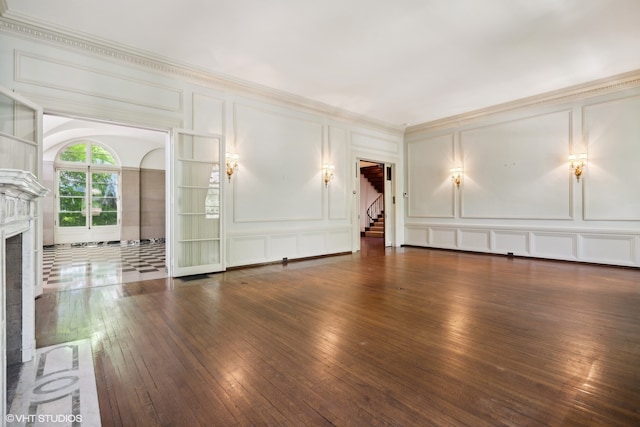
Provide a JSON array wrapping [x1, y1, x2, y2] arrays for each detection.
[[55, 141, 121, 242]]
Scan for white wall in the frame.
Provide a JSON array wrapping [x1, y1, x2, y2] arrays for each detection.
[[0, 18, 404, 268], [404, 75, 640, 267]]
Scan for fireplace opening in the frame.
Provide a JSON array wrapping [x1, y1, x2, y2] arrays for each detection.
[[5, 233, 23, 408]]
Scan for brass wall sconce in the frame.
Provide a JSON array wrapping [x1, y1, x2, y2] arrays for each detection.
[[450, 167, 462, 188], [323, 163, 335, 187], [568, 153, 587, 182], [225, 152, 239, 182]]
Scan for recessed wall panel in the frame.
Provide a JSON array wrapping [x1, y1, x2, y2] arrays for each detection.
[[532, 232, 577, 259], [16, 52, 182, 112], [270, 235, 298, 259], [581, 235, 634, 265], [329, 126, 349, 220], [405, 227, 428, 246], [494, 231, 529, 255], [300, 232, 326, 256], [430, 228, 457, 248], [460, 229, 491, 251], [352, 132, 399, 154], [234, 104, 323, 222], [407, 134, 454, 218], [461, 111, 571, 219], [228, 236, 268, 265], [583, 96, 640, 220]]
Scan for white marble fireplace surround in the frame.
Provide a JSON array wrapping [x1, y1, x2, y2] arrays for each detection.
[[0, 169, 48, 423]]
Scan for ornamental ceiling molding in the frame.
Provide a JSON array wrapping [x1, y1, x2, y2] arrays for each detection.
[[0, 15, 403, 135], [406, 68, 640, 135]]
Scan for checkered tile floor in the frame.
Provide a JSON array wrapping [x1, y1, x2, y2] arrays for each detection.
[[43, 241, 166, 291]]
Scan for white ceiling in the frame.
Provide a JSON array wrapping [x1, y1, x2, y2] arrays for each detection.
[[6, 0, 640, 127]]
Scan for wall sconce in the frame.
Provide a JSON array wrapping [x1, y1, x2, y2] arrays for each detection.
[[322, 163, 335, 187], [568, 153, 587, 182], [450, 167, 462, 188], [225, 152, 239, 182]]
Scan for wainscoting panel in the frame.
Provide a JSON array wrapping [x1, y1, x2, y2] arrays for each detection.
[[404, 227, 428, 246], [493, 231, 530, 255], [531, 232, 578, 260], [407, 134, 455, 218], [405, 224, 640, 267], [15, 51, 183, 112], [228, 236, 269, 266], [227, 227, 351, 267], [429, 227, 457, 248], [269, 235, 299, 260], [459, 229, 491, 252], [233, 103, 324, 222], [581, 234, 635, 266], [460, 110, 571, 219], [327, 229, 351, 253], [583, 95, 640, 220]]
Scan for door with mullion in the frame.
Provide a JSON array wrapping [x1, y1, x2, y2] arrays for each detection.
[[55, 166, 120, 243], [169, 129, 224, 277]]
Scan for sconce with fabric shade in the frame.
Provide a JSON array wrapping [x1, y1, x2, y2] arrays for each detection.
[[322, 163, 335, 187], [569, 153, 587, 182], [225, 153, 239, 182]]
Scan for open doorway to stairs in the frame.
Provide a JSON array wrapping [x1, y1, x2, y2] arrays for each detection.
[[41, 113, 169, 291], [358, 159, 395, 253]]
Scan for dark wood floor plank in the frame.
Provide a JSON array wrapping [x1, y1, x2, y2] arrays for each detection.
[[34, 241, 640, 426]]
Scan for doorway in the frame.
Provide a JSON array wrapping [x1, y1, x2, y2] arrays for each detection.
[[42, 114, 168, 288], [356, 159, 396, 252]]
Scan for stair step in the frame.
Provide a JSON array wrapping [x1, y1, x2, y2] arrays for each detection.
[[365, 231, 384, 238]]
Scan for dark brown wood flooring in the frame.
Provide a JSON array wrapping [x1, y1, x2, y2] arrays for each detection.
[[35, 242, 640, 426]]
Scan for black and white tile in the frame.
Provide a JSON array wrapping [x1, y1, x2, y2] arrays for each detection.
[[43, 241, 166, 291]]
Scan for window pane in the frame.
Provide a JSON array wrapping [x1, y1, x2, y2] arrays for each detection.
[[58, 212, 86, 227], [59, 171, 86, 196], [59, 143, 87, 162], [91, 144, 116, 165], [91, 172, 118, 226], [60, 197, 84, 211]]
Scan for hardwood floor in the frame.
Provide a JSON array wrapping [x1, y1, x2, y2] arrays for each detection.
[[35, 244, 640, 426]]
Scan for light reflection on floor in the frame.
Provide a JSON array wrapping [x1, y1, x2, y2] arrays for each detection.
[[42, 241, 166, 292]]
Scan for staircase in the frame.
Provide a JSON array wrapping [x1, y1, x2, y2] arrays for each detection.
[[361, 165, 385, 238], [365, 212, 384, 238], [360, 165, 384, 193]]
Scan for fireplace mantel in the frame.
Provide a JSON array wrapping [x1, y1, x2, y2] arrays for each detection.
[[1, 168, 48, 420]]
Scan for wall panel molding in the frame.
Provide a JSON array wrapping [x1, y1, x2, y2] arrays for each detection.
[[459, 110, 572, 220], [226, 226, 351, 267], [405, 223, 639, 267], [232, 103, 324, 223], [582, 95, 640, 220], [406, 134, 455, 218], [15, 51, 183, 112]]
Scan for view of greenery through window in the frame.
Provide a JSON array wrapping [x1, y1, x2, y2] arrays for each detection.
[[57, 142, 119, 227]]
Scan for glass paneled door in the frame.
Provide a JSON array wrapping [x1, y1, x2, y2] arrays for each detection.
[[55, 168, 120, 243], [54, 142, 121, 244], [169, 130, 224, 277]]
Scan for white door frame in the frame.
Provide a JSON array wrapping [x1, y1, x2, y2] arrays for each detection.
[[352, 156, 398, 253]]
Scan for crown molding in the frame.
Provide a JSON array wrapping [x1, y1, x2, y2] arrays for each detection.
[[405, 68, 640, 135], [0, 14, 404, 135]]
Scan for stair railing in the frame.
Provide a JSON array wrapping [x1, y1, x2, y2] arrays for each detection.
[[367, 194, 384, 226]]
